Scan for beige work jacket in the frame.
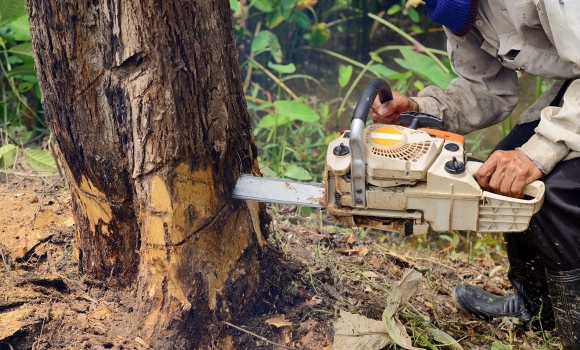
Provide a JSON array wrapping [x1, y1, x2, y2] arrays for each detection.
[[412, 0, 580, 174]]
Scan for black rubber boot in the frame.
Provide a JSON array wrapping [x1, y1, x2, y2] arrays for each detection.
[[546, 269, 580, 350], [453, 234, 553, 328]]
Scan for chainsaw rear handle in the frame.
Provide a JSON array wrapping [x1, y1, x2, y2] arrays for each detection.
[[466, 160, 545, 205], [350, 78, 393, 208]]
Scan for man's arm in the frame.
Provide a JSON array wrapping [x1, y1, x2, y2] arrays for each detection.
[[412, 28, 519, 134]]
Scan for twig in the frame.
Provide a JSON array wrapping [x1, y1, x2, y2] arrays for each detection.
[[48, 135, 65, 180], [248, 58, 299, 100], [0, 170, 34, 206], [222, 321, 301, 350], [0, 246, 14, 280], [412, 256, 457, 271]]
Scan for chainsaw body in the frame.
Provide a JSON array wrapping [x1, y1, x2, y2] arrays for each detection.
[[321, 79, 545, 236]]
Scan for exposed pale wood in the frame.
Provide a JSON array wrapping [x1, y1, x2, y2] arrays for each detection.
[[27, 0, 269, 347]]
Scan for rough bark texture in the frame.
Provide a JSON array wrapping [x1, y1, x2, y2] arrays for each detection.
[[28, 0, 269, 347]]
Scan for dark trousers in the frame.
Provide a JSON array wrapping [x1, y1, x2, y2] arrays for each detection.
[[493, 120, 580, 272]]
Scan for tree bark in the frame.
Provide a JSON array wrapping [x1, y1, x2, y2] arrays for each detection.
[[28, 0, 269, 347]]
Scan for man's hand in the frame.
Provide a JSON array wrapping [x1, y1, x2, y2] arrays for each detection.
[[476, 150, 543, 198], [371, 92, 419, 124]]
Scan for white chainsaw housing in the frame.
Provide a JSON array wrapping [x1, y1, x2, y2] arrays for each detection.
[[322, 124, 545, 236]]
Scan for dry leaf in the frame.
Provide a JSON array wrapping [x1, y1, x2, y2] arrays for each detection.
[[333, 311, 391, 350], [359, 247, 369, 256], [405, 0, 424, 9], [361, 271, 380, 279], [333, 269, 425, 350], [382, 269, 424, 350], [347, 233, 356, 245], [265, 316, 293, 328]]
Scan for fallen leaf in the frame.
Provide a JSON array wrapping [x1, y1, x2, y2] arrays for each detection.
[[265, 316, 293, 328], [333, 269, 425, 350], [347, 233, 356, 245], [489, 265, 504, 277], [359, 247, 369, 256], [428, 328, 464, 350], [382, 269, 424, 350], [424, 301, 433, 308], [361, 271, 380, 279], [333, 311, 391, 350]]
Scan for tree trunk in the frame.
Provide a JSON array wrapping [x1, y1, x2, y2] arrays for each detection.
[[28, 0, 270, 347]]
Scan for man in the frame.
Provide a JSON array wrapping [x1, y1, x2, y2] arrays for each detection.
[[372, 0, 580, 348]]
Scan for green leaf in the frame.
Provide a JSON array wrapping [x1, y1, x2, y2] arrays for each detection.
[[4, 63, 35, 77], [254, 0, 273, 12], [229, 0, 241, 12], [251, 30, 275, 52], [17, 80, 33, 92], [268, 33, 283, 62], [23, 149, 57, 173], [368, 64, 400, 79], [338, 64, 353, 88], [251, 30, 283, 62], [8, 41, 32, 58], [260, 165, 277, 178], [5, 14, 30, 41], [257, 114, 290, 128], [320, 103, 329, 119], [292, 10, 311, 29], [407, 8, 420, 23], [394, 48, 456, 89], [267, 61, 296, 74], [387, 4, 401, 15], [266, 9, 285, 29], [370, 51, 383, 63], [428, 328, 464, 350], [0, 0, 26, 27], [280, 0, 295, 9], [274, 100, 319, 122], [309, 23, 330, 46], [413, 80, 425, 90], [284, 164, 312, 181], [0, 144, 17, 168]]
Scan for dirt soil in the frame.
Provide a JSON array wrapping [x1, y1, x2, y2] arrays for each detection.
[[0, 178, 561, 350]]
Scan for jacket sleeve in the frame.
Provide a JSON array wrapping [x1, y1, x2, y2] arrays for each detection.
[[518, 3, 580, 174], [410, 28, 519, 135]]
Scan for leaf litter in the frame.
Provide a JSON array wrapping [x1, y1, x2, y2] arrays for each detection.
[[0, 177, 564, 349]]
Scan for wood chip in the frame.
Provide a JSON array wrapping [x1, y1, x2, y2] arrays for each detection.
[[0, 306, 36, 341], [92, 304, 112, 320], [135, 337, 150, 348], [265, 316, 293, 328]]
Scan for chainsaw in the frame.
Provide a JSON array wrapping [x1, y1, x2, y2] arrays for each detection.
[[233, 78, 545, 236]]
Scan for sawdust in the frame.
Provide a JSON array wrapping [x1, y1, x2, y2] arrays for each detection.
[[0, 179, 562, 349]]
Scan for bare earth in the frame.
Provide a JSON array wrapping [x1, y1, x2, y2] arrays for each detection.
[[0, 179, 561, 350]]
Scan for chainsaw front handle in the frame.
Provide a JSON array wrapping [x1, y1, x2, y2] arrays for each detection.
[[350, 78, 393, 208]]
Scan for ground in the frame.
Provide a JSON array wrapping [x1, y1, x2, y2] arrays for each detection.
[[0, 176, 562, 350]]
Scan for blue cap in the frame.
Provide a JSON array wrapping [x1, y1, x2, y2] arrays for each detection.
[[424, 0, 478, 37]]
